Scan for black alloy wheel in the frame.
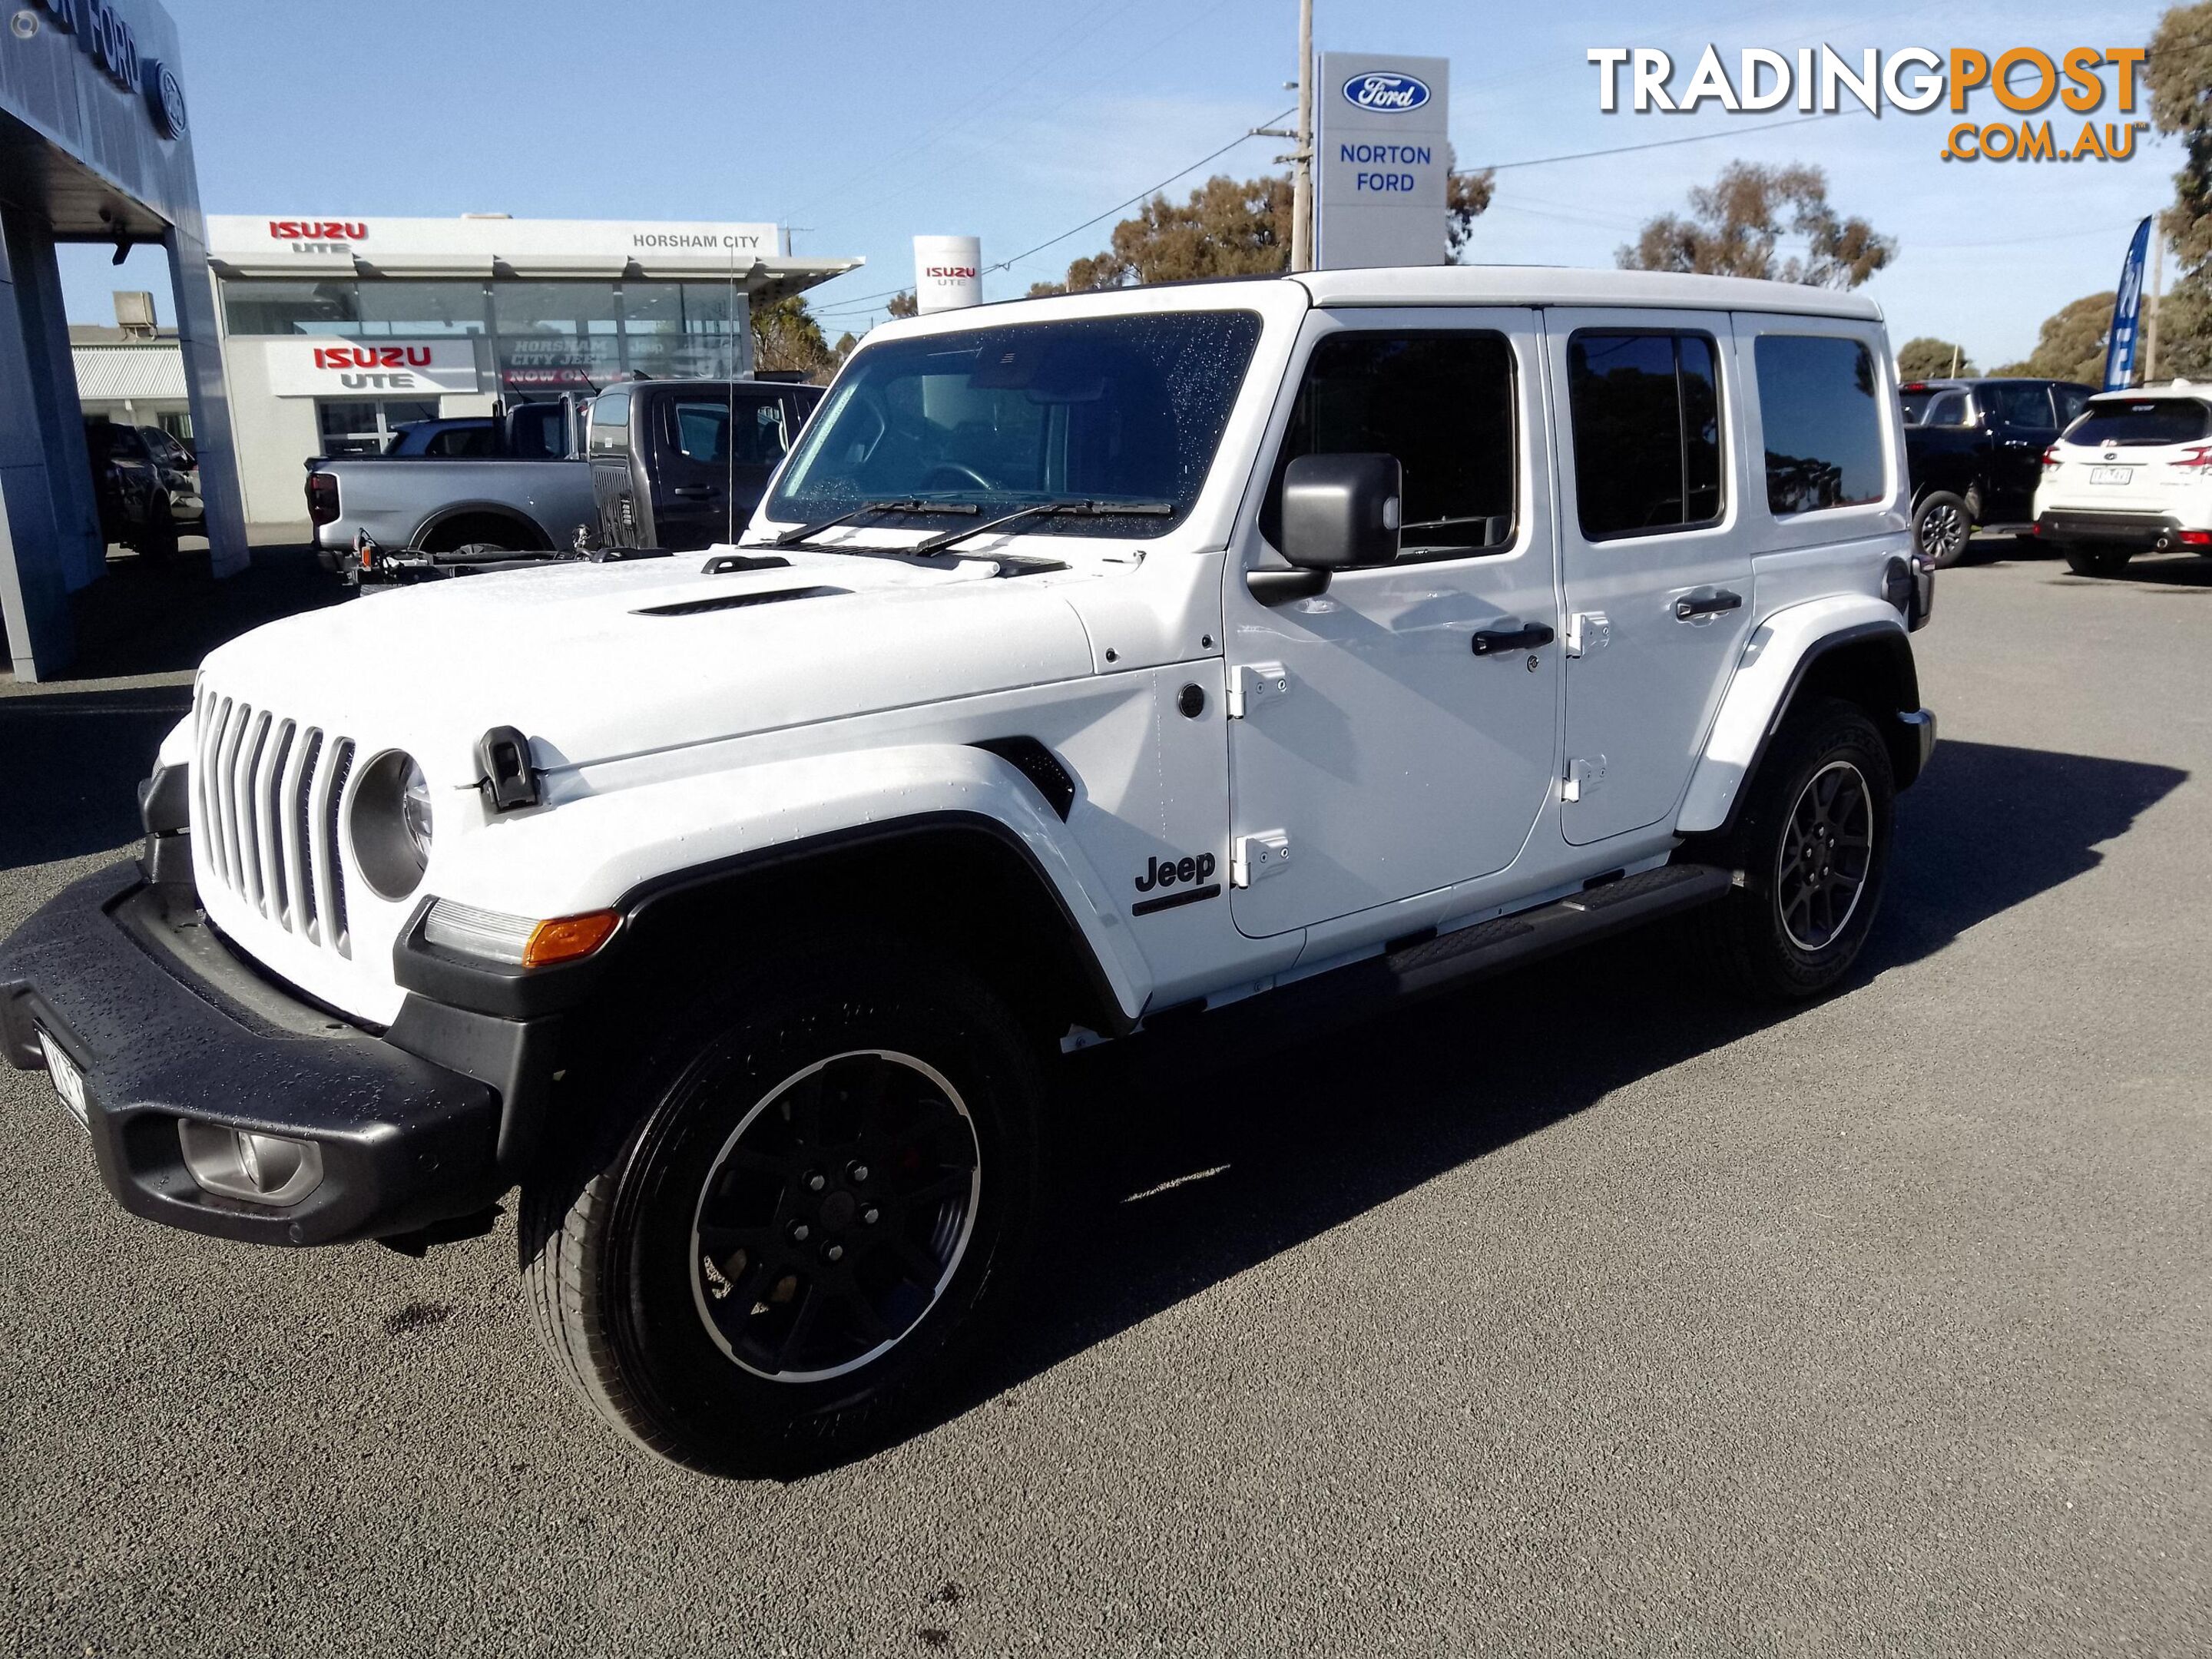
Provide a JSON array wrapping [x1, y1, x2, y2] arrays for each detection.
[[520, 936, 1042, 1478], [1688, 697, 1896, 1002], [1773, 760, 1873, 952], [1913, 491, 1972, 568], [689, 1049, 982, 1382]]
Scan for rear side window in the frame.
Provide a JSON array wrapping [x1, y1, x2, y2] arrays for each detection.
[[1984, 383, 2056, 428], [670, 396, 789, 467], [2065, 399, 2210, 447], [425, 425, 495, 457], [1923, 391, 1970, 428], [1753, 335, 1885, 515], [1265, 331, 1517, 558], [1567, 331, 1723, 540], [587, 389, 631, 457], [2055, 386, 2090, 425]]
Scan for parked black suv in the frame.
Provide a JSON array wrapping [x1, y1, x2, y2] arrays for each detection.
[[1899, 377, 2097, 565], [84, 417, 181, 561]]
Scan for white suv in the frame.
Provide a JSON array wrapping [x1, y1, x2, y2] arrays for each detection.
[[2035, 383, 2212, 575], [1, 267, 1936, 1476]]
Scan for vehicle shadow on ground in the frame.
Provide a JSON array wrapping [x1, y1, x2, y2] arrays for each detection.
[[0, 686, 193, 870], [2047, 551, 2212, 591], [860, 737, 2188, 1473], [68, 544, 340, 680]]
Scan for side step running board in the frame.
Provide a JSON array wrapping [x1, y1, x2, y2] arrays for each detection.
[[1383, 863, 1734, 995], [1118, 863, 1736, 1078]]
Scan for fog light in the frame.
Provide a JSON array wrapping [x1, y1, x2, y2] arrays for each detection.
[[178, 1121, 324, 1207]]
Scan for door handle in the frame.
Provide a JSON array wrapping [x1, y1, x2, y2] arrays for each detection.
[[670, 485, 723, 499], [1471, 621, 1555, 655], [1673, 589, 1743, 620]]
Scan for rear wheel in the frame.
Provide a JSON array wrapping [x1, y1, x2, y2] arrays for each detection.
[[1912, 491, 1973, 568], [520, 937, 1044, 1478], [1693, 698, 1896, 1002], [2063, 544, 2134, 578]]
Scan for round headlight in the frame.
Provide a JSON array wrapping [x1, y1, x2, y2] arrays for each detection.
[[350, 750, 432, 900], [401, 758, 433, 860]]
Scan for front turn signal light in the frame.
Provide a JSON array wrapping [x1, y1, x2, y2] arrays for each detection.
[[523, 910, 621, 969], [425, 900, 620, 969]]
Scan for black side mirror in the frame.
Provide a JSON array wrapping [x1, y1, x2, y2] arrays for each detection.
[[1282, 452, 1401, 569], [1250, 452, 1401, 605]]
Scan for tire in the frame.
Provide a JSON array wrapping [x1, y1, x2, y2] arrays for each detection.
[[1693, 697, 1896, 1003], [137, 495, 177, 563], [1912, 490, 1973, 568], [519, 935, 1045, 1478], [2064, 544, 2134, 578]]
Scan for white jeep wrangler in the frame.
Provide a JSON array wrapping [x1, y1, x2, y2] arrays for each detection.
[[2, 268, 1935, 1476]]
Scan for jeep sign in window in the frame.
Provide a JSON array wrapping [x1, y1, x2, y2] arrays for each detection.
[[1754, 335, 1885, 515], [770, 311, 1265, 538]]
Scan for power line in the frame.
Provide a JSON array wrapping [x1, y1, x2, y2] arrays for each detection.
[[1457, 110, 1853, 176], [986, 105, 1296, 277], [812, 106, 1295, 320]]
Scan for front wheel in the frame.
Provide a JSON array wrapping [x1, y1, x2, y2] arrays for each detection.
[[1692, 697, 1896, 1003], [520, 939, 1044, 1477], [2063, 544, 2134, 578], [1912, 490, 1973, 568]]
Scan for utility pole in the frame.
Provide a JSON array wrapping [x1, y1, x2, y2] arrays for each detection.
[[1291, 0, 1313, 271], [1253, 0, 1316, 271], [2144, 227, 2164, 386]]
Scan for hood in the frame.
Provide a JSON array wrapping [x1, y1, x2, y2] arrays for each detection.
[[201, 548, 1099, 775]]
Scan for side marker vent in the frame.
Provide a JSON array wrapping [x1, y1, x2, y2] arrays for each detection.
[[973, 737, 1077, 820]]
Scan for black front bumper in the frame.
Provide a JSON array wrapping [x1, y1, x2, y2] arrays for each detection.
[[0, 862, 514, 1247]]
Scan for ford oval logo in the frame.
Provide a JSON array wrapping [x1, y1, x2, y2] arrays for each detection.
[[1343, 71, 1431, 112]]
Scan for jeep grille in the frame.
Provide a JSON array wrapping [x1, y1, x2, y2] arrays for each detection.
[[194, 689, 353, 957]]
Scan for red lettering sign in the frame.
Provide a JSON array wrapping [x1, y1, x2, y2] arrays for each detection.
[[270, 220, 368, 241], [311, 346, 433, 370]]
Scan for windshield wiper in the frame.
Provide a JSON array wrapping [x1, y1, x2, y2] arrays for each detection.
[[767, 498, 978, 548], [912, 498, 1174, 556]]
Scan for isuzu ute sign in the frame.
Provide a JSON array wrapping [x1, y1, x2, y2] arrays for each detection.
[[263, 337, 483, 398]]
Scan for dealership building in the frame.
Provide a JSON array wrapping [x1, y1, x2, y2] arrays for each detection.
[[202, 215, 861, 533], [1, 0, 244, 679]]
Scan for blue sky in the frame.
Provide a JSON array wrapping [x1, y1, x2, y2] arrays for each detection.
[[61, 0, 2181, 366]]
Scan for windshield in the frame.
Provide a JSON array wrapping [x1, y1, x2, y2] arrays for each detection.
[[767, 310, 1265, 538], [2065, 399, 2210, 448], [1899, 388, 1967, 428], [1899, 389, 1942, 426]]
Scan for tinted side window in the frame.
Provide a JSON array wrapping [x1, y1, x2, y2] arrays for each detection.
[[588, 389, 631, 457], [426, 426, 495, 457], [1987, 383, 2056, 428], [1925, 392, 1969, 428], [1264, 332, 1517, 558], [1753, 335, 1885, 515], [670, 396, 789, 467], [2055, 386, 2090, 425], [1568, 331, 1723, 539]]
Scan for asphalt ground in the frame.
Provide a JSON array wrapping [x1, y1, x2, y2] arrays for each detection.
[[2, 541, 2207, 1657]]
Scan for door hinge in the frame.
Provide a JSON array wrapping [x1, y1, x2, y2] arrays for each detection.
[[1563, 756, 1607, 803], [1565, 612, 1610, 657], [1226, 662, 1290, 719], [1230, 830, 1293, 886]]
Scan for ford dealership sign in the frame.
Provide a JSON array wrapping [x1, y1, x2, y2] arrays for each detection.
[[1342, 71, 1431, 112]]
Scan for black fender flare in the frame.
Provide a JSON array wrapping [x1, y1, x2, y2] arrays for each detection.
[[410, 501, 553, 551]]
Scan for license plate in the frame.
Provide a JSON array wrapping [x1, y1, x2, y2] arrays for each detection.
[[2090, 466, 2134, 485], [35, 1028, 89, 1133]]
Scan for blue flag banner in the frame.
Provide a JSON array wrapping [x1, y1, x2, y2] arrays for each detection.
[[2104, 217, 2154, 391]]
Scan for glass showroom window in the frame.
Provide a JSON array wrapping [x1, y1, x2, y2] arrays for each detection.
[[315, 399, 438, 457], [356, 280, 488, 336], [494, 281, 623, 392], [223, 280, 359, 336]]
